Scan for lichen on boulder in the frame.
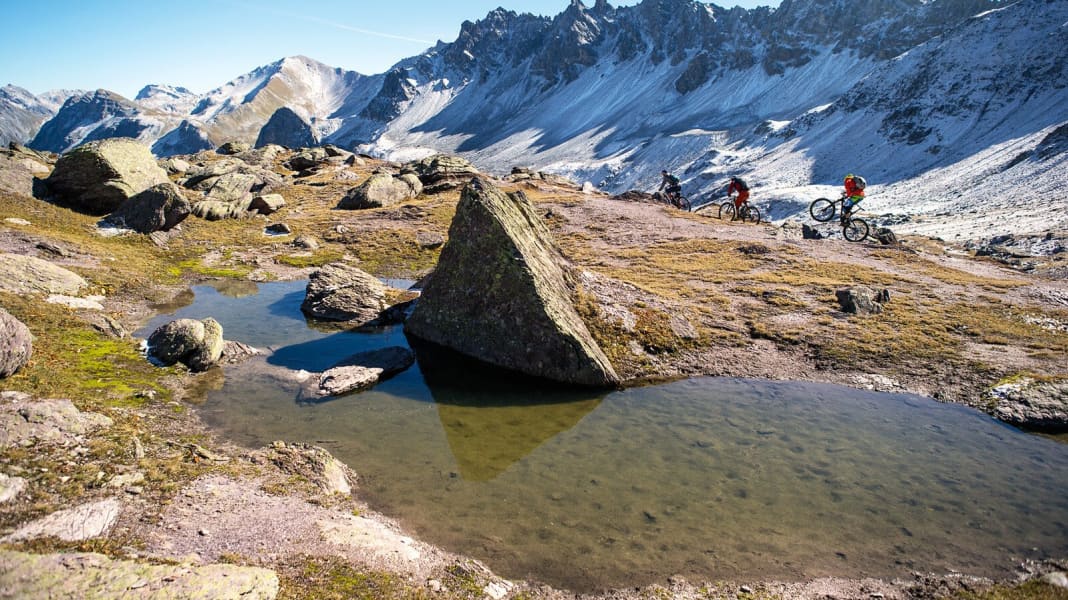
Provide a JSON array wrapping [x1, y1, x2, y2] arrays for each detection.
[[40, 138, 170, 215], [146, 317, 224, 372], [405, 177, 619, 387]]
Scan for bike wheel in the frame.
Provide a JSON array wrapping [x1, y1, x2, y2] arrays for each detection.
[[677, 196, 691, 211], [741, 205, 761, 223], [809, 198, 837, 222], [842, 218, 870, 242], [719, 202, 736, 220]]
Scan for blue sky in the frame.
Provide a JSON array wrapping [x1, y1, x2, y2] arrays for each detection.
[[0, 0, 781, 99]]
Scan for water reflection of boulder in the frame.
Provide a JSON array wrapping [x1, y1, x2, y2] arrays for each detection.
[[206, 279, 259, 298], [412, 336, 604, 481]]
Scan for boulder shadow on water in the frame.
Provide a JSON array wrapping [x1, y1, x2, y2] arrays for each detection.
[[408, 335, 606, 481]]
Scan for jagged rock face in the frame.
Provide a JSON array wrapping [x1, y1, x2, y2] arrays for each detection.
[[0, 85, 58, 146], [103, 182, 191, 233], [41, 138, 170, 215], [359, 69, 415, 122], [255, 107, 316, 149], [0, 308, 32, 378], [405, 178, 619, 387], [29, 90, 142, 153], [152, 120, 214, 156]]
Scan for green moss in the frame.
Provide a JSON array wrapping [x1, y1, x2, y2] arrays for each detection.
[[947, 580, 1068, 600], [0, 293, 171, 405], [277, 556, 432, 600]]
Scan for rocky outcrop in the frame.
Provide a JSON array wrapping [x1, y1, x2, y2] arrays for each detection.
[[249, 193, 285, 215], [0, 550, 280, 599], [256, 107, 316, 149], [39, 138, 170, 215], [836, 286, 890, 315], [0, 142, 52, 196], [336, 172, 422, 209], [262, 441, 354, 495], [0, 392, 113, 449], [0, 307, 32, 378], [146, 318, 225, 372], [0, 253, 88, 296], [2, 498, 121, 543], [103, 182, 191, 233], [991, 377, 1068, 432], [217, 141, 251, 155], [300, 262, 392, 323], [405, 178, 619, 386], [284, 147, 328, 172], [407, 155, 479, 194], [305, 346, 416, 398]]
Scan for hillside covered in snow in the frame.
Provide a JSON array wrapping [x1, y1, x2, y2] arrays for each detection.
[[3, 0, 1065, 241]]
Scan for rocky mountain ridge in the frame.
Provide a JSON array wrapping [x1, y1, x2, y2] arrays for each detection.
[[4, 0, 1066, 241]]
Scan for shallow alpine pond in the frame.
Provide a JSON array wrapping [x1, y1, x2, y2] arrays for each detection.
[[138, 280, 1068, 592]]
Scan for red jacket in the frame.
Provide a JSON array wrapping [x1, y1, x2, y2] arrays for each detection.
[[844, 177, 865, 198]]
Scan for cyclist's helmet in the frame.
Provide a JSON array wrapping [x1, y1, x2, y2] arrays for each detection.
[[845, 173, 854, 179], [661, 170, 668, 175]]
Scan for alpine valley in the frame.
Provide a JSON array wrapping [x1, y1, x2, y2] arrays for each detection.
[[3, 0, 1067, 240]]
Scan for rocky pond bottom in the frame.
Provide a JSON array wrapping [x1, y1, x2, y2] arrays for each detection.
[[138, 281, 1068, 592]]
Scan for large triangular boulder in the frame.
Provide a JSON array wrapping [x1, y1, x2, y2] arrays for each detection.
[[40, 138, 170, 215], [405, 178, 619, 387]]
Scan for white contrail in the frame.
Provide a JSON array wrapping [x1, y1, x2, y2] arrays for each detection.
[[225, 1, 434, 45]]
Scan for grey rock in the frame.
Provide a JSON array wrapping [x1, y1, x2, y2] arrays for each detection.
[[293, 234, 319, 250], [336, 172, 422, 209], [407, 154, 479, 193], [40, 138, 169, 215], [3, 498, 122, 542], [284, 148, 328, 171], [217, 141, 252, 155], [311, 346, 415, 397], [0, 307, 32, 378], [103, 182, 191, 233], [263, 441, 354, 496], [249, 193, 285, 215], [872, 227, 898, 245], [265, 223, 291, 235], [0, 145, 51, 196], [0, 550, 279, 599], [159, 157, 190, 174], [1040, 572, 1068, 589], [991, 378, 1068, 432], [0, 394, 113, 449], [0, 473, 27, 503], [802, 223, 824, 240], [220, 340, 260, 365], [300, 263, 390, 323], [204, 171, 258, 204], [415, 231, 445, 249], [0, 253, 88, 296], [835, 286, 888, 315], [191, 199, 253, 221], [146, 318, 224, 372], [405, 178, 619, 386]]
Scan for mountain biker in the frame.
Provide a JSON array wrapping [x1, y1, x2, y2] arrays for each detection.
[[727, 176, 750, 210], [659, 170, 681, 200], [841, 173, 865, 223]]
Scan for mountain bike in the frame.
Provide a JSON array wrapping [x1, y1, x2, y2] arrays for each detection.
[[718, 198, 761, 223], [808, 196, 870, 242], [653, 190, 691, 211]]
